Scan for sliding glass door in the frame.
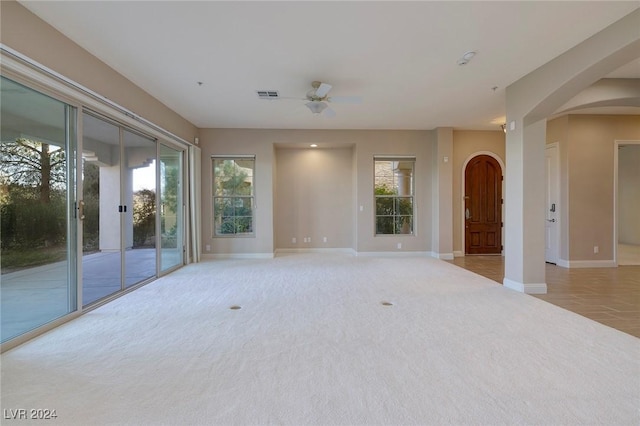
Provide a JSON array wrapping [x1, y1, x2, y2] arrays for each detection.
[[82, 113, 122, 305], [1, 76, 187, 344], [0, 76, 77, 342], [123, 129, 157, 287], [160, 144, 184, 272], [82, 113, 160, 304]]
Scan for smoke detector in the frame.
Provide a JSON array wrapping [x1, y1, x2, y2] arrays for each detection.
[[457, 51, 476, 66]]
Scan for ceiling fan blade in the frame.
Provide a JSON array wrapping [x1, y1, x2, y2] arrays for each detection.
[[315, 83, 332, 98], [328, 96, 363, 104], [323, 107, 336, 118], [275, 96, 307, 101]]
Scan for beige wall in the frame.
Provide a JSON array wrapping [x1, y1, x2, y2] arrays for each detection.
[[549, 114, 640, 261], [199, 129, 276, 255], [618, 144, 640, 245], [0, 0, 198, 142], [199, 129, 434, 256], [452, 131, 506, 254], [275, 147, 354, 250], [540, 115, 639, 263]]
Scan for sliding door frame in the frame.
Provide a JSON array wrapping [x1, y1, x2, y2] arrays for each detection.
[[1, 46, 193, 352]]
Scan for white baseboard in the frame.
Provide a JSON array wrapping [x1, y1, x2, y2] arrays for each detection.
[[356, 251, 431, 258], [503, 278, 547, 294], [453, 251, 464, 258], [202, 253, 275, 260], [432, 252, 454, 260], [557, 259, 616, 268], [275, 248, 356, 256]]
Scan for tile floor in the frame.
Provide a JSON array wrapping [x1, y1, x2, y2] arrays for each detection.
[[449, 256, 640, 338]]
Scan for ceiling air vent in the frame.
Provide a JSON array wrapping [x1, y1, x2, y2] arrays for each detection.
[[256, 90, 279, 99]]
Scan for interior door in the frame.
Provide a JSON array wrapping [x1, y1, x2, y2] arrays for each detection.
[[465, 155, 502, 254], [545, 144, 559, 264]]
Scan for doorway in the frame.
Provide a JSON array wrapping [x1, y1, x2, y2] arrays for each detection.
[[616, 141, 640, 266], [545, 143, 560, 264], [464, 154, 502, 255]]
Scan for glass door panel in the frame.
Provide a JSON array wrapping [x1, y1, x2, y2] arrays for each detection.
[[160, 144, 183, 272], [82, 113, 122, 306], [123, 129, 157, 287], [0, 76, 77, 342]]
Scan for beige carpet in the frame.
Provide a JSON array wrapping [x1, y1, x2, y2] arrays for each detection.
[[1, 253, 638, 425], [618, 243, 640, 266]]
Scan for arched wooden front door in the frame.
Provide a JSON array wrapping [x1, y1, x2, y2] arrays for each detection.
[[465, 155, 502, 254]]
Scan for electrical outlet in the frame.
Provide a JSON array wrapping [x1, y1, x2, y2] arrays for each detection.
[[205, 244, 211, 252], [323, 237, 327, 243], [308, 237, 311, 243], [594, 245, 599, 254], [397, 243, 402, 249], [292, 237, 296, 244]]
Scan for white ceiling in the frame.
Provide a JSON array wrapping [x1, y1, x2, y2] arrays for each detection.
[[19, 1, 640, 131]]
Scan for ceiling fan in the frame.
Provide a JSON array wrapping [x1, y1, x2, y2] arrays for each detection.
[[263, 81, 362, 117]]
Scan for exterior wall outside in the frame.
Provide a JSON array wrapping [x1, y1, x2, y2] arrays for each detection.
[[0, 1, 198, 143], [452, 130, 505, 255], [198, 129, 434, 256]]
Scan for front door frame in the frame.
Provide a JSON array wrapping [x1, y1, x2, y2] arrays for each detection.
[[461, 151, 505, 256]]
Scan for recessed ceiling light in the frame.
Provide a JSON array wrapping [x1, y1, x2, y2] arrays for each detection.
[[310, 144, 318, 148]]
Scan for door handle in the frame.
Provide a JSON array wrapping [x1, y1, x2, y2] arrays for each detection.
[[78, 200, 85, 220], [547, 218, 556, 222], [465, 208, 471, 220]]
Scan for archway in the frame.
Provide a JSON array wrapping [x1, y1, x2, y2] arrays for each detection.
[[503, 9, 640, 294]]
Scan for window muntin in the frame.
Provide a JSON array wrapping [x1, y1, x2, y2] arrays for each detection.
[[213, 157, 255, 236], [374, 158, 415, 235]]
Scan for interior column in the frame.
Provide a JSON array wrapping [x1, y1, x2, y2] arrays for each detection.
[[503, 119, 548, 294], [432, 127, 453, 259]]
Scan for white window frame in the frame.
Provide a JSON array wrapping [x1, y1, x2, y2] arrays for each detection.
[[212, 155, 255, 237], [374, 156, 415, 235]]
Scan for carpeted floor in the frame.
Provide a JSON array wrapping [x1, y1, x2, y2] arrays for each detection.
[[1, 253, 638, 425]]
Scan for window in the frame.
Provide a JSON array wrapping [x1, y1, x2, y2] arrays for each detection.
[[374, 157, 415, 235], [213, 156, 255, 236]]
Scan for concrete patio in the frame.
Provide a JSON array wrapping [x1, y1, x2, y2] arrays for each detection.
[[1, 248, 179, 342]]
